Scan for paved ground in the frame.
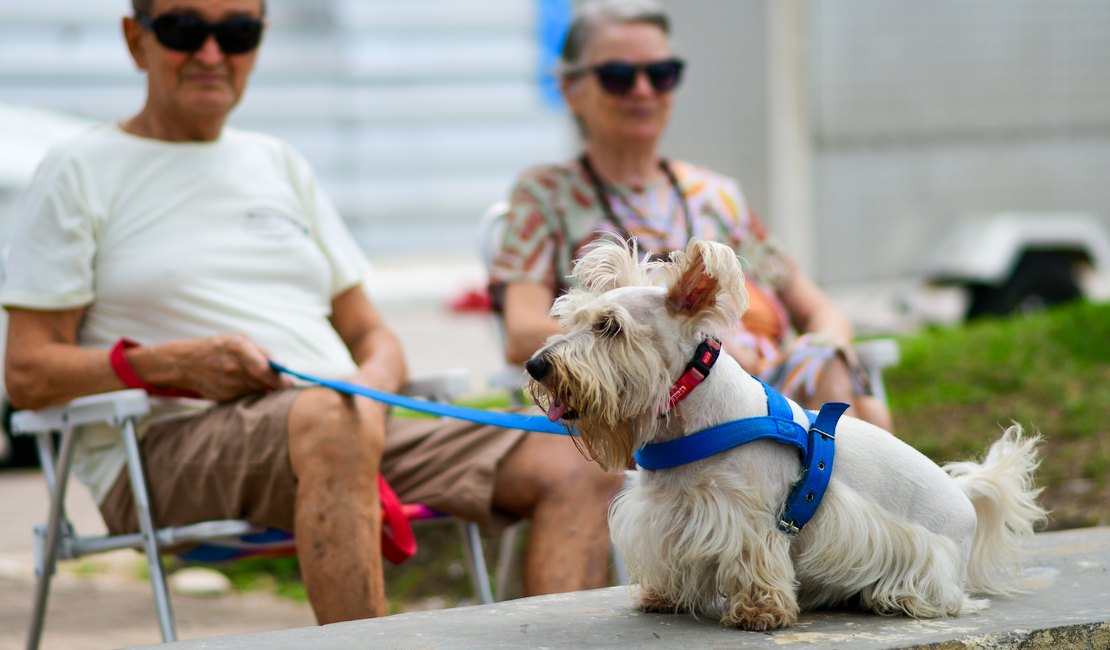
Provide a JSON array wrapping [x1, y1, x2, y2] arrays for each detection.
[[156, 527, 1110, 650]]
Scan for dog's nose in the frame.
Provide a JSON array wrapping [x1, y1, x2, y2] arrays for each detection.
[[525, 356, 550, 381]]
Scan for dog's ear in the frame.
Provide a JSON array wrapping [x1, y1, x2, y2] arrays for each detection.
[[572, 234, 649, 293], [664, 240, 748, 325]]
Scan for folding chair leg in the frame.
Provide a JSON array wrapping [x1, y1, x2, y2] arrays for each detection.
[[493, 523, 521, 602], [612, 543, 629, 585], [25, 429, 77, 650], [120, 422, 177, 642], [458, 521, 495, 604]]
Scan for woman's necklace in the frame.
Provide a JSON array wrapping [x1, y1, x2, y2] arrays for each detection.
[[578, 153, 692, 257]]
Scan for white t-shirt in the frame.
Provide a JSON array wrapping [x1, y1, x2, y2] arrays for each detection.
[[1, 123, 371, 502]]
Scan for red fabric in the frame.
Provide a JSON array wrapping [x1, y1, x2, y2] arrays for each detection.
[[379, 474, 417, 564], [108, 338, 202, 398], [110, 339, 418, 564], [741, 279, 787, 344], [448, 288, 492, 312]]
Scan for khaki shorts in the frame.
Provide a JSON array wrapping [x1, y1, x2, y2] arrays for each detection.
[[99, 388, 529, 535]]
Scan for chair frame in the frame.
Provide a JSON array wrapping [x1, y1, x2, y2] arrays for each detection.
[[14, 371, 497, 648]]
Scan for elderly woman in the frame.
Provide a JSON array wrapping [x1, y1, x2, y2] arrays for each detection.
[[489, 0, 892, 430]]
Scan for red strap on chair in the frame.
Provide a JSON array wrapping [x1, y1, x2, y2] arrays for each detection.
[[378, 475, 417, 564]]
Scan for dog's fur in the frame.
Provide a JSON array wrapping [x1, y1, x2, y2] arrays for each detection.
[[526, 237, 1046, 630]]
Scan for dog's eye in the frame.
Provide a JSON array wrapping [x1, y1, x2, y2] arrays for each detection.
[[593, 314, 623, 339]]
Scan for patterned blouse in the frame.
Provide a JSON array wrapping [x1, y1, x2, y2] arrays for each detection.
[[489, 158, 794, 342], [488, 158, 872, 401]]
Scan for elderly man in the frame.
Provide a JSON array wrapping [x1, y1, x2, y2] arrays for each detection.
[[1, 0, 620, 624]]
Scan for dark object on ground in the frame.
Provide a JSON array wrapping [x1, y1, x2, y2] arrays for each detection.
[[966, 251, 1083, 320]]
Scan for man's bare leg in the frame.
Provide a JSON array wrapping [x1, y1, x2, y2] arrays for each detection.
[[493, 433, 623, 594], [288, 388, 386, 623]]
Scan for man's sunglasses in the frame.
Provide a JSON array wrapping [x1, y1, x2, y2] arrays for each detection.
[[136, 13, 264, 55], [567, 58, 686, 96]]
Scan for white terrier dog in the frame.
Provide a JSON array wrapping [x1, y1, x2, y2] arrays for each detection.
[[525, 237, 1046, 631]]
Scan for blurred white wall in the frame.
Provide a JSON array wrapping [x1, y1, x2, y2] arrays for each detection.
[[1, 0, 1108, 284], [661, 0, 1110, 284]]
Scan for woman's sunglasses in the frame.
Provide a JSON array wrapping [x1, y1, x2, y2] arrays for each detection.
[[568, 58, 686, 96], [136, 13, 264, 55]]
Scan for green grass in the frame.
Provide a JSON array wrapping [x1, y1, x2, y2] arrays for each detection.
[[217, 555, 308, 602], [884, 300, 1110, 529], [196, 300, 1110, 607]]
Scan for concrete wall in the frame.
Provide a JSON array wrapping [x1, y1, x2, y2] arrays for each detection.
[[661, 0, 1110, 284], [3, 0, 1108, 282], [810, 0, 1110, 283], [659, 0, 769, 222]]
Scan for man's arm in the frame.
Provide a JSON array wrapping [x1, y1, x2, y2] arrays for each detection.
[[4, 307, 289, 410], [328, 284, 408, 396], [6, 307, 118, 409]]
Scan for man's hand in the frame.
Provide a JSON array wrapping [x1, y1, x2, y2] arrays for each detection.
[[145, 334, 293, 402]]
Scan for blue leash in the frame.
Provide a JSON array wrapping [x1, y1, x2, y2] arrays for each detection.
[[269, 361, 574, 435], [272, 361, 841, 534]]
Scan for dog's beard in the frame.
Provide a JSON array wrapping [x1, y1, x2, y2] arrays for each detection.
[[527, 350, 668, 472]]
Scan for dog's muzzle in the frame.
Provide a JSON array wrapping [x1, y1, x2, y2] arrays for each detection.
[[525, 355, 550, 381], [525, 354, 578, 421]]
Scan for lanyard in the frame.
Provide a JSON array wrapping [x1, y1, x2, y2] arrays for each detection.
[[578, 153, 693, 256]]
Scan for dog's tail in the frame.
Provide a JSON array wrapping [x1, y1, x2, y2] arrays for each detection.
[[943, 424, 1047, 595]]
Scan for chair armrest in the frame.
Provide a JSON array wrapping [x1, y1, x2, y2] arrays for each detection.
[[399, 368, 471, 403], [11, 370, 471, 436], [855, 338, 900, 371], [10, 389, 152, 435], [487, 364, 526, 391], [854, 338, 900, 407]]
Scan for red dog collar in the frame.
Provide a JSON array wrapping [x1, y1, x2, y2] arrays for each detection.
[[663, 337, 722, 413]]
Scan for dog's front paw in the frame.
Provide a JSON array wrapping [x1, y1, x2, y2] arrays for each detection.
[[635, 586, 681, 614], [721, 593, 798, 631]]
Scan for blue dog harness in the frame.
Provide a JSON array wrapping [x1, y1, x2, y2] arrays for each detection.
[[633, 379, 849, 536]]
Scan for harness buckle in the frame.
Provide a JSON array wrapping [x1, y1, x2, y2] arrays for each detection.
[[811, 426, 835, 440], [777, 518, 800, 537]]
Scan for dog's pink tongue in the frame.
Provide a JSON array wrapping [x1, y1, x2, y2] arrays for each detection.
[[546, 398, 567, 422]]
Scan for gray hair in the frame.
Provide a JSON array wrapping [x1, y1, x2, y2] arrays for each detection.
[[131, 0, 267, 16], [559, 0, 671, 73]]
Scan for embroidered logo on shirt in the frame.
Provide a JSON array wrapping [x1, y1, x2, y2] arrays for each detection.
[[244, 211, 310, 240]]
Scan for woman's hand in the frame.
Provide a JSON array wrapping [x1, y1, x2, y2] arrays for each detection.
[[722, 330, 764, 375]]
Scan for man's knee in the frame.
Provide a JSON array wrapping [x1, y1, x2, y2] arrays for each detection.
[[530, 438, 623, 499], [288, 388, 384, 476]]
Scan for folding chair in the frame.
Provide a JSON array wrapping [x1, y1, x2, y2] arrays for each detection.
[[477, 200, 529, 406], [12, 370, 499, 648]]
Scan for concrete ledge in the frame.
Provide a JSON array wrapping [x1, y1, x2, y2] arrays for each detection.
[[160, 526, 1110, 650]]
